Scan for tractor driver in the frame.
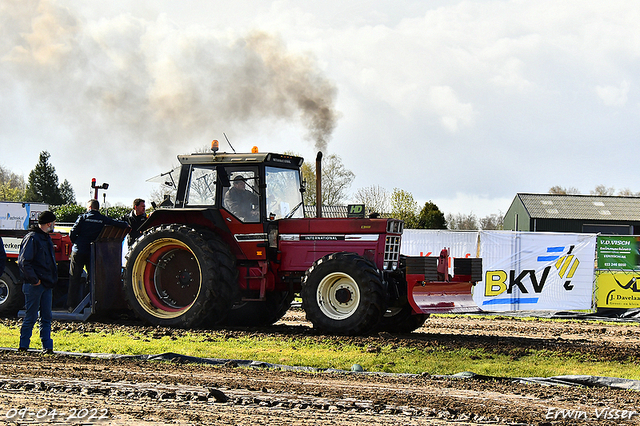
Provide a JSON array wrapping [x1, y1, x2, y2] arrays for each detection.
[[224, 175, 259, 221]]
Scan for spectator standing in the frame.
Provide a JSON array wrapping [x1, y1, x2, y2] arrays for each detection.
[[17, 210, 58, 354], [123, 198, 147, 246], [67, 199, 128, 310]]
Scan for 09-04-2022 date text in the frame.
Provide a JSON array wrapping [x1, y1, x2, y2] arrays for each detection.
[[4, 407, 109, 422]]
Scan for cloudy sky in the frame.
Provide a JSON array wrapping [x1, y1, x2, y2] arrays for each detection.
[[1, 0, 639, 217]]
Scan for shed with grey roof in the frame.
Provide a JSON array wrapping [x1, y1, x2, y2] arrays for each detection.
[[504, 193, 640, 234]]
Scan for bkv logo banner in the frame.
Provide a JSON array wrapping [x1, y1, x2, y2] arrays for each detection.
[[476, 231, 596, 311]]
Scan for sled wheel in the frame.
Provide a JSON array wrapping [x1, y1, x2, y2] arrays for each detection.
[[0, 264, 24, 317], [301, 252, 386, 335], [377, 302, 429, 333], [124, 224, 236, 327], [217, 291, 294, 327]]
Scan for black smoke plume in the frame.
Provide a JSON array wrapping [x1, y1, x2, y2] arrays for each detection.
[[0, 0, 338, 158]]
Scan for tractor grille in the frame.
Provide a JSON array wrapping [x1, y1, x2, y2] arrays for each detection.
[[383, 219, 403, 270], [384, 235, 401, 269]]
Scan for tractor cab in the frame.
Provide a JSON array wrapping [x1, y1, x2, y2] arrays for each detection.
[[172, 147, 305, 224]]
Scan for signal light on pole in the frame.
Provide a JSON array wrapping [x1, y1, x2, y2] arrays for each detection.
[[91, 178, 109, 199]]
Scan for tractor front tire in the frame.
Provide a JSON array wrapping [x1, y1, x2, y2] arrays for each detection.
[[124, 224, 236, 328], [0, 264, 24, 317], [301, 252, 385, 335]]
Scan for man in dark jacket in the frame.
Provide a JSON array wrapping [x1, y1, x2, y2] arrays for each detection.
[[223, 176, 259, 221], [67, 199, 129, 310], [18, 210, 58, 353], [123, 198, 147, 246]]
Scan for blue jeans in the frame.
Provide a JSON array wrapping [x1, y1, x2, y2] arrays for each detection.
[[19, 283, 53, 350], [68, 250, 90, 309]]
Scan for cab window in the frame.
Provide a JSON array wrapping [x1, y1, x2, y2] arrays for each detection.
[[185, 166, 217, 206]]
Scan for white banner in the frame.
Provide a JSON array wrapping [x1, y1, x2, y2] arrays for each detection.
[[401, 230, 479, 258], [477, 231, 596, 311], [0, 202, 49, 230], [2, 237, 22, 256]]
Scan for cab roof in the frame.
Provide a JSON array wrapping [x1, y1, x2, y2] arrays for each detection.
[[177, 152, 304, 168]]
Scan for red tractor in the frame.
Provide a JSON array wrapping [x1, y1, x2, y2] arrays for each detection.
[[123, 145, 482, 335]]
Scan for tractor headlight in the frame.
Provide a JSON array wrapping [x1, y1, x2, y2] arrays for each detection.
[[268, 227, 278, 248], [383, 261, 398, 271]]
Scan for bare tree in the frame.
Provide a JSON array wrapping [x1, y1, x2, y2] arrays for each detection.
[[549, 185, 640, 197], [352, 185, 389, 214], [618, 188, 640, 197], [446, 212, 478, 230], [301, 154, 355, 206], [479, 213, 504, 230], [548, 186, 580, 194], [149, 185, 176, 207], [321, 154, 355, 206], [590, 185, 615, 196]]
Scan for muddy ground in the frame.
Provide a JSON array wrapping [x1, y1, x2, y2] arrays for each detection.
[[2, 310, 640, 425]]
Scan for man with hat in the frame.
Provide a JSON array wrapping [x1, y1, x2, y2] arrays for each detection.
[[17, 210, 58, 354], [223, 175, 259, 221]]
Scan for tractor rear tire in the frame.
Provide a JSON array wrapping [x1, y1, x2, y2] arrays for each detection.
[[217, 291, 294, 327], [301, 252, 385, 335], [123, 224, 237, 328], [0, 264, 24, 317]]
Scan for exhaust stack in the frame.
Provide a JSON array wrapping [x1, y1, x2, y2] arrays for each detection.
[[315, 152, 322, 218]]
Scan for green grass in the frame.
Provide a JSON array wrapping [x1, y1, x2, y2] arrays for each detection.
[[3, 321, 640, 380]]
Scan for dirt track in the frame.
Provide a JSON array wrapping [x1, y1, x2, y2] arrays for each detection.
[[2, 310, 640, 425]]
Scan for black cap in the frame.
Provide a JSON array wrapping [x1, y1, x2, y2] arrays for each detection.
[[38, 210, 56, 224]]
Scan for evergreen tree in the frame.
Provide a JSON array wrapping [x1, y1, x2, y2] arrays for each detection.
[[416, 201, 447, 229], [59, 179, 77, 204], [25, 151, 64, 204]]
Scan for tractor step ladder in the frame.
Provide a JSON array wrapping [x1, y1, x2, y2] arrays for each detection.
[[242, 261, 268, 302]]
